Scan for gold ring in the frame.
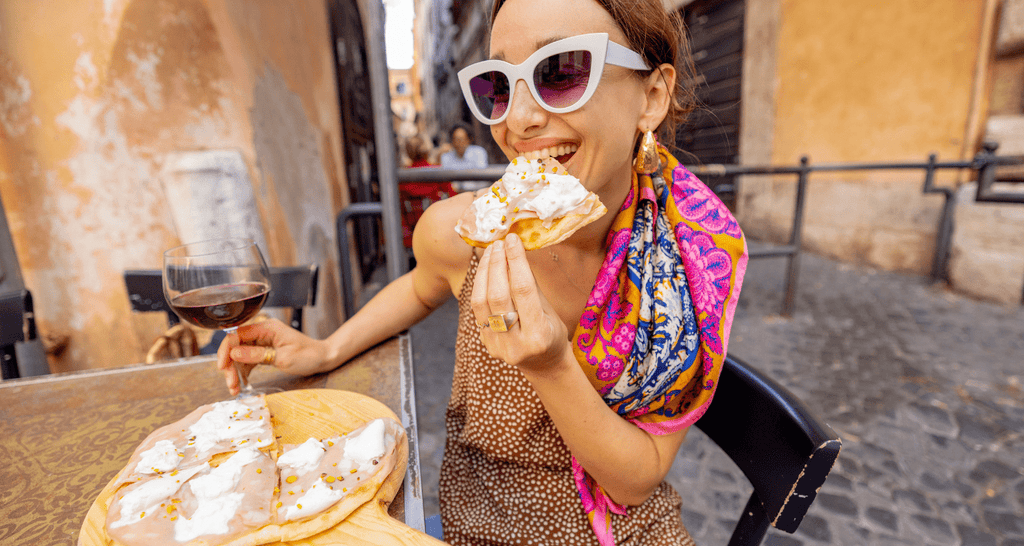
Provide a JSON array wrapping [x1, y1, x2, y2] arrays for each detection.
[[261, 347, 277, 365], [487, 311, 519, 333]]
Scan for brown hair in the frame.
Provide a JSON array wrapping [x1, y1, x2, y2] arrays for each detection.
[[489, 0, 697, 145]]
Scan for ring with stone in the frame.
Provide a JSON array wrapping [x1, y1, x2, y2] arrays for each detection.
[[487, 311, 519, 333]]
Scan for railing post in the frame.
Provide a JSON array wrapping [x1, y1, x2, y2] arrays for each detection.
[[783, 156, 810, 316], [336, 203, 383, 320], [922, 153, 956, 283], [974, 141, 999, 202]]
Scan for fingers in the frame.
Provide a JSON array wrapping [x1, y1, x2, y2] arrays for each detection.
[[230, 345, 277, 364], [504, 234, 543, 326], [217, 322, 282, 394], [470, 245, 492, 327], [487, 240, 515, 314], [235, 320, 281, 346]]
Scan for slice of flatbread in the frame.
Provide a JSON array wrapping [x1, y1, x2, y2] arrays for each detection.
[[455, 156, 607, 250], [460, 192, 607, 250], [116, 396, 275, 487]]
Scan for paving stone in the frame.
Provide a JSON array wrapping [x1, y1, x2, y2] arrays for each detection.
[[712, 491, 743, 514], [974, 459, 1023, 480], [982, 510, 1024, 536], [955, 524, 997, 546], [980, 492, 1012, 510], [921, 471, 954, 491], [940, 500, 979, 525], [953, 479, 976, 499], [910, 514, 956, 544], [904, 401, 957, 436], [817, 492, 858, 517], [764, 533, 804, 546], [795, 513, 831, 542], [956, 411, 1004, 449], [709, 467, 737, 485], [679, 508, 706, 534], [866, 506, 899, 532], [823, 473, 853, 491], [893, 489, 932, 512]]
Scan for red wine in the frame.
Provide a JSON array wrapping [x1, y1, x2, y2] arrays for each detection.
[[170, 282, 269, 329]]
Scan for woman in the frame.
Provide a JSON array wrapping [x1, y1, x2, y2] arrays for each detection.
[[218, 0, 747, 544]]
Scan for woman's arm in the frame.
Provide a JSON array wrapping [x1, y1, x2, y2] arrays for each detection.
[[218, 193, 475, 394], [472, 234, 686, 506]]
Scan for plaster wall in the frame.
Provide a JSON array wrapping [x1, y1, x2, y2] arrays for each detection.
[[0, 0, 348, 372], [736, 0, 987, 275]]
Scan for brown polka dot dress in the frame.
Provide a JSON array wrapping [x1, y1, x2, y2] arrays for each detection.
[[439, 255, 696, 546]]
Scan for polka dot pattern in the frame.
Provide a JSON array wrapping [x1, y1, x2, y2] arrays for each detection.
[[439, 255, 695, 545]]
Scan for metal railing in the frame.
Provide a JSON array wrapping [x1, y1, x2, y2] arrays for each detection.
[[337, 146, 1024, 318]]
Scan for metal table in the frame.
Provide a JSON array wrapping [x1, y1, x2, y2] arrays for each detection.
[[0, 334, 423, 545]]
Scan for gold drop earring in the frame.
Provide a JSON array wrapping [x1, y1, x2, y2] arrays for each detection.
[[633, 130, 660, 174]]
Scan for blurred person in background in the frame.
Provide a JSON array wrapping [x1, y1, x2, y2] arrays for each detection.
[[401, 134, 454, 250], [405, 134, 435, 168], [440, 123, 489, 191]]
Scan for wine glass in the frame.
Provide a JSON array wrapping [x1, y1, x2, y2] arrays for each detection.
[[163, 238, 272, 397]]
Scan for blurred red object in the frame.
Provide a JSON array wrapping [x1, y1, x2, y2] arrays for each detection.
[[401, 161, 455, 248]]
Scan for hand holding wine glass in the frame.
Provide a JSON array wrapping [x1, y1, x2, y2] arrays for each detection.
[[163, 238, 272, 397]]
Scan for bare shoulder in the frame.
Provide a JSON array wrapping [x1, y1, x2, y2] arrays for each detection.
[[411, 192, 479, 299]]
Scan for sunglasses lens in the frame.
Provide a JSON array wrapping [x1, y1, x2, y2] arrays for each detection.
[[469, 71, 510, 120], [534, 50, 591, 109]]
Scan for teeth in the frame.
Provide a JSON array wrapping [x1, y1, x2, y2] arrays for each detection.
[[522, 144, 578, 161]]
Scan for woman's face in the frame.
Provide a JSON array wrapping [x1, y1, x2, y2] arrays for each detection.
[[489, 0, 649, 199]]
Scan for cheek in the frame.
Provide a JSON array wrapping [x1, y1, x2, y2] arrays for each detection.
[[492, 126, 516, 160]]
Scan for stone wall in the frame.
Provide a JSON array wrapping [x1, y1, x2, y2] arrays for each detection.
[[949, 184, 1024, 303]]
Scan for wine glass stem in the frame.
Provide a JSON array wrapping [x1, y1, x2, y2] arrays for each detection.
[[225, 326, 253, 394]]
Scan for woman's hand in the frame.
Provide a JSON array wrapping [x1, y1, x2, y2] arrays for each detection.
[[216, 318, 335, 395], [471, 234, 572, 375]]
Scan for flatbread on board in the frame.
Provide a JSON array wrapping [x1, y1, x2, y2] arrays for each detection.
[[80, 391, 406, 546]]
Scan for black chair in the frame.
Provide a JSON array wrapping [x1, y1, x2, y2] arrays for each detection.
[[0, 289, 36, 380], [422, 354, 842, 545], [693, 355, 842, 545], [124, 264, 320, 334]]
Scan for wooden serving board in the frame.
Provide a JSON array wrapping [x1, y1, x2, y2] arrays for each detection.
[[79, 389, 446, 546]]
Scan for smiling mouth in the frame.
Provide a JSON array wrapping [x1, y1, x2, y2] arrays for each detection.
[[522, 144, 578, 164]]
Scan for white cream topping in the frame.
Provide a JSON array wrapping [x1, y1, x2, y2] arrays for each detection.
[[187, 400, 266, 457], [277, 438, 326, 475], [174, 447, 261, 542], [459, 156, 589, 243], [109, 464, 208, 529], [343, 419, 387, 464], [282, 477, 346, 521], [134, 439, 181, 475]]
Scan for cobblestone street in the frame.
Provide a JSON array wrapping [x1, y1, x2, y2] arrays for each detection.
[[409, 243, 1024, 545]]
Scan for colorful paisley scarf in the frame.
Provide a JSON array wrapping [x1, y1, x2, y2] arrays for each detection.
[[571, 144, 748, 545]]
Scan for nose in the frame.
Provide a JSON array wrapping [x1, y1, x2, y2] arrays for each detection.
[[503, 79, 547, 134]]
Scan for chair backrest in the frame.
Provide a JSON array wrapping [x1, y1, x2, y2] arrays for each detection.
[[694, 355, 842, 546], [0, 289, 35, 380], [124, 265, 320, 331]]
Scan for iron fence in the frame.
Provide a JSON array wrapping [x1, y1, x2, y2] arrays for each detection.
[[337, 146, 1024, 318]]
